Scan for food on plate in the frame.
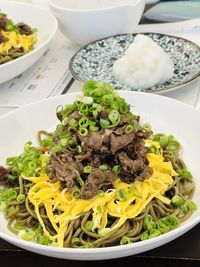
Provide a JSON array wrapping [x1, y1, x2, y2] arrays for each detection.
[[0, 81, 196, 248], [0, 13, 37, 65], [112, 34, 174, 89]]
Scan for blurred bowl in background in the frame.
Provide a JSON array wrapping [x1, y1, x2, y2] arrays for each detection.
[[48, 0, 145, 45], [0, 1, 58, 85]]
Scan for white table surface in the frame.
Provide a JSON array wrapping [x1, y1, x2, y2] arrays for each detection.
[[1, 0, 200, 117]]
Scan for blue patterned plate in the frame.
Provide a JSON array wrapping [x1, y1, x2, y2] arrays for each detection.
[[69, 33, 200, 93]]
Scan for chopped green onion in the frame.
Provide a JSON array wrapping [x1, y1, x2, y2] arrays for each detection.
[[97, 205, 102, 213], [52, 145, 62, 153], [24, 141, 32, 152], [159, 136, 169, 147], [0, 188, 17, 202], [77, 96, 93, 105], [117, 189, 127, 201], [79, 127, 89, 136], [177, 169, 193, 180], [157, 215, 180, 234], [89, 125, 99, 132], [56, 105, 63, 113], [102, 95, 114, 105], [84, 220, 94, 232], [145, 215, 155, 231], [97, 190, 105, 197], [79, 116, 89, 128], [98, 228, 111, 237], [112, 165, 121, 175], [99, 164, 108, 172], [125, 125, 133, 134], [149, 229, 161, 239], [128, 183, 137, 193], [16, 194, 25, 202], [78, 177, 85, 187], [6, 143, 42, 179], [21, 231, 35, 241], [71, 237, 81, 245], [69, 119, 78, 128], [131, 120, 139, 129], [41, 138, 52, 147], [76, 145, 82, 153], [67, 140, 77, 151], [118, 98, 129, 114], [79, 104, 89, 115], [34, 187, 40, 193], [143, 123, 152, 132], [72, 188, 80, 199], [66, 140, 76, 150], [180, 203, 189, 214], [7, 206, 15, 214], [100, 119, 110, 128], [36, 234, 50, 245], [149, 145, 159, 155], [61, 103, 77, 119], [84, 166, 92, 174], [171, 195, 185, 207], [120, 236, 132, 245], [186, 199, 197, 211], [0, 202, 7, 212], [81, 243, 94, 248], [108, 110, 120, 123], [167, 140, 180, 152], [141, 230, 149, 241], [60, 138, 69, 147], [14, 223, 26, 231]]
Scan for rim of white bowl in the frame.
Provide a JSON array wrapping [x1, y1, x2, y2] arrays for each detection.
[[48, 0, 143, 12], [0, 91, 200, 255], [0, 1, 58, 69]]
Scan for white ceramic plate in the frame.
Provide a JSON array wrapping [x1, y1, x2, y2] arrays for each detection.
[[0, 1, 58, 84], [0, 90, 200, 260]]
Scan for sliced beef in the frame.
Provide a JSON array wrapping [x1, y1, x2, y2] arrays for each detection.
[[81, 129, 112, 151], [67, 110, 81, 122], [136, 167, 153, 181], [114, 125, 127, 136], [0, 166, 18, 187], [16, 22, 32, 35], [81, 131, 104, 150], [118, 151, 153, 183], [119, 115, 130, 126], [75, 148, 92, 162], [126, 139, 147, 159], [99, 109, 108, 119], [47, 150, 83, 190], [117, 151, 146, 173], [80, 168, 118, 199], [0, 33, 8, 44], [0, 166, 9, 184], [135, 129, 149, 139], [0, 13, 8, 31], [110, 131, 135, 153]]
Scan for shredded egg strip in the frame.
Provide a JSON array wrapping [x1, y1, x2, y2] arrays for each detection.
[[0, 31, 36, 54], [23, 141, 178, 247]]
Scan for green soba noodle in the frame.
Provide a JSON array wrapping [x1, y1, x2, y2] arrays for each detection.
[[2, 145, 195, 248]]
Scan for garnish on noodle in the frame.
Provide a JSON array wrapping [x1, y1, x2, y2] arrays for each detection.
[[0, 81, 196, 248]]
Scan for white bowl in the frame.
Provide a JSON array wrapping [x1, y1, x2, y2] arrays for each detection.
[[0, 90, 200, 260], [0, 1, 58, 84], [48, 0, 145, 45]]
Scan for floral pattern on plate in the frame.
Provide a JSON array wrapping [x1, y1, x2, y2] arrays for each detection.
[[69, 33, 200, 93]]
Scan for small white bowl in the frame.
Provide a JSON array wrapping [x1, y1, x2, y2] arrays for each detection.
[[48, 0, 145, 45], [0, 1, 58, 84]]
